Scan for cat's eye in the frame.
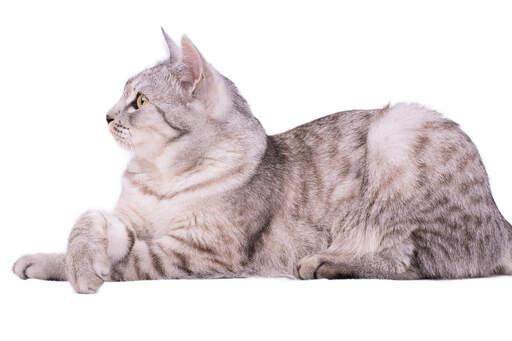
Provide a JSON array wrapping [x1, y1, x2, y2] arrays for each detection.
[[136, 93, 149, 109]]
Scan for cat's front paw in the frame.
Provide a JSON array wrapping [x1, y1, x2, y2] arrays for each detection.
[[65, 243, 111, 294], [13, 253, 65, 281]]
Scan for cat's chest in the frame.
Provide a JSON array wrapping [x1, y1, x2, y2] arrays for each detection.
[[115, 182, 227, 239]]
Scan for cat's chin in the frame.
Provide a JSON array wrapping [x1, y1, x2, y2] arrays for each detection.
[[118, 142, 134, 151], [108, 126, 134, 150], [111, 135, 133, 151]]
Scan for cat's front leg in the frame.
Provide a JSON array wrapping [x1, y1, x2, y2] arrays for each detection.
[[65, 210, 133, 294], [13, 253, 66, 281]]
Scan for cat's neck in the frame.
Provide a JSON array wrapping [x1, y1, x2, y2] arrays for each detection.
[[123, 126, 268, 203]]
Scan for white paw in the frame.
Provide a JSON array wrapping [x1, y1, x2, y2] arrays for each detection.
[[13, 254, 39, 280], [66, 243, 111, 294], [13, 253, 64, 281]]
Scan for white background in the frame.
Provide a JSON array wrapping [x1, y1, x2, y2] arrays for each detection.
[[1, 1, 511, 340]]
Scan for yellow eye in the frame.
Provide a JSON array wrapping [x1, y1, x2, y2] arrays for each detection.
[[136, 93, 148, 109]]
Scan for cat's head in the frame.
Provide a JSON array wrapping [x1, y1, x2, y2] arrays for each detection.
[[106, 29, 265, 166]]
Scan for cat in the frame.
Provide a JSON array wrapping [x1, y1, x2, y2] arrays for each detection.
[[13, 29, 512, 293]]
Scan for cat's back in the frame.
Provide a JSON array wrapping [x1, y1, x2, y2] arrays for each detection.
[[273, 107, 378, 167], [268, 103, 466, 222], [274, 108, 376, 148], [269, 108, 379, 229], [273, 102, 459, 175]]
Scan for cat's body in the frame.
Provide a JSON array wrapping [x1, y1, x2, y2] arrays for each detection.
[[13, 31, 512, 293]]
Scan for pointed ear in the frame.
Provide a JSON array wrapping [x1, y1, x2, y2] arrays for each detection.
[[180, 35, 207, 94], [161, 27, 179, 64]]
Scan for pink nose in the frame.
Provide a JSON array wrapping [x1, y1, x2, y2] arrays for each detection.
[[106, 115, 114, 124]]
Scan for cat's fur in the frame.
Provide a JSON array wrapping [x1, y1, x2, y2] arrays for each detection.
[[13, 30, 512, 293]]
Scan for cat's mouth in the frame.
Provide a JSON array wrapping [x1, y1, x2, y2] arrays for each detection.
[[109, 122, 133, 149]]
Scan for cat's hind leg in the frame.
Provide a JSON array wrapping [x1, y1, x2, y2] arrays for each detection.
[[298, 253, 419, 280], [13, 253, 66, 281], [297, 239, 419, 280]]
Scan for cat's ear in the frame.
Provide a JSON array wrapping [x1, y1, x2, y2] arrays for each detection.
[[180, 35, 209, 96], [161, 27, 179, 64]]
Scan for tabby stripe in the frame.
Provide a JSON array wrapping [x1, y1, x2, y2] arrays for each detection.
[[111, 266, 125, 281], [67, 230, 81, 245], [457, 151, 478, 172], [154, 105, 189, 139], [124, 174, 168, 201], [168, 234, 216, 255], [153, 241, 194, 275], [414, 233, 452, 263], [208, 257, 232, 271], [173, 161, 202, 177], [125, 166, 245, 201], [176, 166, 245, 199], [148, 243, 167, 278], [246, 212, 273, 261], [133, 253, 143, 280], [363, 191, 380, 226], [124, 227, 136, 260], [68, 227, 89, 245], [171, 250, 192, 275]]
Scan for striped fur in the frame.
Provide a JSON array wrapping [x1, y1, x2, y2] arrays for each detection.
[[13, 32, 512, 293]]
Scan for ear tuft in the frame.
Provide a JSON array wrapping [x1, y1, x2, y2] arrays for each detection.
[[161, 27, 179, 64]]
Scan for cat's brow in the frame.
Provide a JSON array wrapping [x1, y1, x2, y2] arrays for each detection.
[[124, 77, 139, 93]]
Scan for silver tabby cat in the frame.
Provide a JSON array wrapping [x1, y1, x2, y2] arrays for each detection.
[[13, 29, 512, 293]]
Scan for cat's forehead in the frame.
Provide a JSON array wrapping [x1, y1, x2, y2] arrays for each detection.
[[124, 62, 170, 94]]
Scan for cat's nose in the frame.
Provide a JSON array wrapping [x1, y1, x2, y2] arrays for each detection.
[[106, 114, 114, 124]]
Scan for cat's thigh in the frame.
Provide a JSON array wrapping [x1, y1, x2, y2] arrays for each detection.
[[409, 224, 508, 279]]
